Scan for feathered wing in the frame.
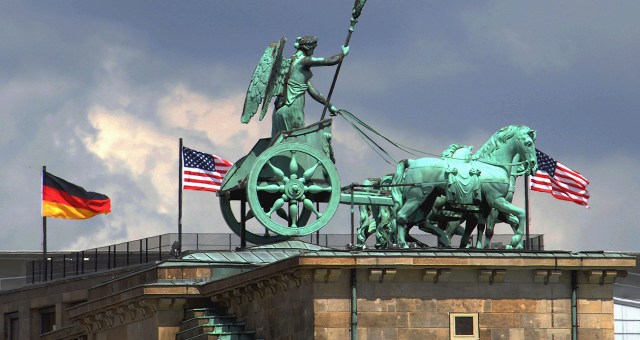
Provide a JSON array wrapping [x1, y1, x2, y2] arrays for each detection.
[[241, 38, 288, 124], [260, 38, 288, 121]]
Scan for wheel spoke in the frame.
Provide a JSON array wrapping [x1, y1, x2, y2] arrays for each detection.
[[257, 183, 284, 193], [267, 196, 286, 216], [289, 151, 299, 175], [306, 184, 332, 194], [267, 161, 285, 181], [302, 161, 321, 181], [303, 198, 322, 219], [289, 202, 299, 228]]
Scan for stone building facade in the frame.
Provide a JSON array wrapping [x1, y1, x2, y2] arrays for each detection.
[[0, 241, 634, 339]]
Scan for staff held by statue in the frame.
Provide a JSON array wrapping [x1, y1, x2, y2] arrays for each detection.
[[320, 0, 367, 121]]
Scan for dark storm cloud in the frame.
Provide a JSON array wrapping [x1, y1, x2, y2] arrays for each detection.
[[1, 1, 639, 251]]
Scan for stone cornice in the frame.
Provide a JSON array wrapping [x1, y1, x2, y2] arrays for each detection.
[[296, 253, 636, 269], [72, 297, 186, 335]]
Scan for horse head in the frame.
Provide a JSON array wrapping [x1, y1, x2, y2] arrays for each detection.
[[474, 125, 537, 175], [514, 126, 537, 175]]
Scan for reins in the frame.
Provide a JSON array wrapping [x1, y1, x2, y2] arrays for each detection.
[[335, 109, 534, 175]]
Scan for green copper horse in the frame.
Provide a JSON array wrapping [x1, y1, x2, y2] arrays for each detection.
[[391, 125, 538, 249], [356, 176, 396, 249], [430, 151, 526, 249]]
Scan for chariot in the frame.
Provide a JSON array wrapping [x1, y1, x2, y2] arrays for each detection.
[[217, 118, 394, 245]]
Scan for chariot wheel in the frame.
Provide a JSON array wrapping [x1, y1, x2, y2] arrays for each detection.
[[219, 195, 291, 245], [246, 142, 341, 236]]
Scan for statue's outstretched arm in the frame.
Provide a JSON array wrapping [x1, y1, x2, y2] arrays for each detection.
[[307, 46, 349, 66]]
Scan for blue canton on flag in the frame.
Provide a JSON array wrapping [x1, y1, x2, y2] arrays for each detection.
[[535, 149, 557, 177], [183, 147, 216, 172]]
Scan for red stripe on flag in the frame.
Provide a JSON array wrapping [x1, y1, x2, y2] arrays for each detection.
[[43, 185, 111, 214]]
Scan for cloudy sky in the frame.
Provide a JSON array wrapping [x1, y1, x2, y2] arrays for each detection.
[[1, 1, 638, 252]]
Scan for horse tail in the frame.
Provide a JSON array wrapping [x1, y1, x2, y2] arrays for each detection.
[[391, 159, 409, 209]]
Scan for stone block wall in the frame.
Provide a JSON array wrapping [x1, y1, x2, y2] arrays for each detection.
[[228, 276, 315, 340], [310, 268, 615, 340]]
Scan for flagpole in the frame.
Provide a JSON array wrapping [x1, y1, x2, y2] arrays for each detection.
[[42, 166, 48, 282], [178, 138, 183, 255], [524, 174, 531, 250]]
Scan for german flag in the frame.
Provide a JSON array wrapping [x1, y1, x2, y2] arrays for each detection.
[[42, 172, 111, 219]]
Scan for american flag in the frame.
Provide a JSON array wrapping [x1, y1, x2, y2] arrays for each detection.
[[182, 146, 233, 192], [530, 149, 590, 207]]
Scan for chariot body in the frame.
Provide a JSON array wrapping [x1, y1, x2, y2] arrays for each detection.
[[217, 118, 395, 245]]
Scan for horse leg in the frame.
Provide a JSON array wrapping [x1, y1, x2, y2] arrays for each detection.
[[475, 223, 485, 249], [395, 185, 429, 248], [436, 221, 452, 247], [396, 224, 408, 248], [483, 208, 499, 249], [461, 216, 477, 249], [387, 218, 398, 247], [356, 205, 373, 249], [396, 202, 421, 249], [443, 219, 464, 248], [440, 221, 454, 247], [423, 195, 449, 246], [403, 229, 428, 248], [506, 214, 520, 248], [375, 206, 393, 248], [489, 197, 526, 249], [417, 219, 450, 247], [368, 205, 381, 248]]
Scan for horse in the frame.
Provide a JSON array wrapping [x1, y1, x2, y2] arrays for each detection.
[[390, 125, 537, 249], [471, 161, 525, 249], [355, 145, 492, 249], [439, 156, 528, 249], [355, 144, 501, 249], [356, 176, 396, 249]]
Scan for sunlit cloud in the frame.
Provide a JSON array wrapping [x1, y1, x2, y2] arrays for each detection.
[[158, 85, 271, 156], [83, 106, 175, 209]]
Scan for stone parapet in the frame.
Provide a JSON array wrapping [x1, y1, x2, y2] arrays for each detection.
[[0, 245, 634, 339]]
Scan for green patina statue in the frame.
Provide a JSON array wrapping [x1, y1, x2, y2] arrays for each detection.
[[216, 0, 368, 243], [390, 125, 538, 249], [226, 1, 540, 251], [356, 126, 538, 250], [241, 36, 349, 137]]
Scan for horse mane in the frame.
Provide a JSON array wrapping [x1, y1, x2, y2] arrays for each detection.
[[473, 125, 530, 161], [441, 144, 473, 163]]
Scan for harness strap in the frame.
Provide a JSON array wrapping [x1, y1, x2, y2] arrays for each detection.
[[337, 109, 533, 173], [338, 110, 436, 157]]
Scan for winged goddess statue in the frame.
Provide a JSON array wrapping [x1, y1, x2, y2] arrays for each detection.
[[241, 36, 349, 137]]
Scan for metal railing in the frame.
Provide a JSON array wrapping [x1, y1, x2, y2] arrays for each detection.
[[26, 232, 543, 284]]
